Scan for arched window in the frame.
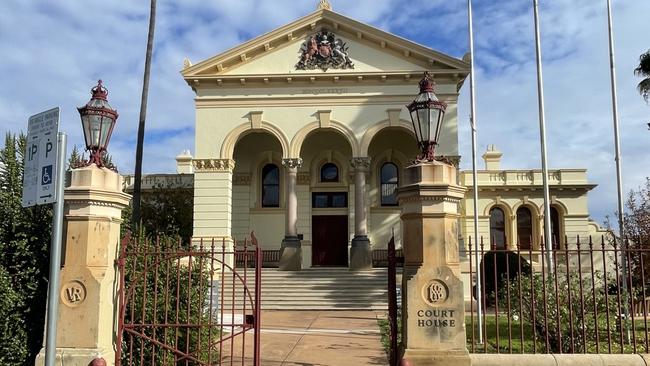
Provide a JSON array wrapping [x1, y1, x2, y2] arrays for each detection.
[[489, 207, 507, 250], [550, 206, 562, 249], [261, 164, 280, 207], [320, 162, 339, 182], [516, 207, 533, 250], [380, 162, 399, 206]]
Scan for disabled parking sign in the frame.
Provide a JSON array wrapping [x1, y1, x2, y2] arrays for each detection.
[[42, 165, 53, 185], [22, 107, 60, 207]]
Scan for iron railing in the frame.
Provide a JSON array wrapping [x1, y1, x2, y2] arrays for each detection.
[[236, 249, 280, 268], [116, 233, 262, 365], [373, 248, 404, 268], [387, 236, 400, 366], [464, 236, 650, 354]]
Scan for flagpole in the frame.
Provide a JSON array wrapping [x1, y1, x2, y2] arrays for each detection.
[[606, 0, 630, 342], [532, 0, 554, 271], [467, 0, 483, 345]]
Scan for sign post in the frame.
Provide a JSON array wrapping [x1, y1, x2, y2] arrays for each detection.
[[22, 108, 67, 366]]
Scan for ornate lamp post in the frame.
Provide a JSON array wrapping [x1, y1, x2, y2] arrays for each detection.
[[77, 80, 118, 167], [397, 72, 469, 366], [406, 72, 447, 161]]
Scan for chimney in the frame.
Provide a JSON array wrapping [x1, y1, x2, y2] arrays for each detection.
[[175, 150, 193, 174], [482, 145, 502, 170]]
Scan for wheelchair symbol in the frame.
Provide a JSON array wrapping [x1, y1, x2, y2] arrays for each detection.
[[41, 165, 52, 185]]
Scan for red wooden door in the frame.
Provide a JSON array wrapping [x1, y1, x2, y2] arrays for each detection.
[[312, 215, 348, 266]]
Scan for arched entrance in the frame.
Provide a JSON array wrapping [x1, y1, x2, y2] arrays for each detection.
[[366, 127, 418, 250], [232, 131, 285, 248], [300, 129, 354, 267]]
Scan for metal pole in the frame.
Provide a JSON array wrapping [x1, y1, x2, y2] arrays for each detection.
[[44, 132, 67, 366], [532, 0, 554, 271], [132, 0, 157, 230], [606, 0, 630, 342], [467, 0, 483, 345]]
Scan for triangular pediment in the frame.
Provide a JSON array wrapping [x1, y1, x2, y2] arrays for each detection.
[[182, 9, 469, 80]]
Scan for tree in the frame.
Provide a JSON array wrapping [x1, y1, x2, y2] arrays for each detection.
[[623, 178, 650, 295], [68, 145, 117, 171], [68, 145, 83, 168], [635, 50, 650, 102], [121, 182, 193, 241], [625, 178, 650, 244], [0, 133, 52, 365]]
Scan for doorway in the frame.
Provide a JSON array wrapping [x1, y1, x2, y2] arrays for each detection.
[[312, 215, 348, 266]]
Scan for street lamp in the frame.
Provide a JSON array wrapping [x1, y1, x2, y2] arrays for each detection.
[[77, 80, 118, 167], [406, 72, 447, 161]]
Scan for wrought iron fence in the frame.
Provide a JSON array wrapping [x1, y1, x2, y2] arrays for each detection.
[[464, 236, 650, 354], [116, 233, 262, 365], [387, 236, 400, 366], [235, 249, 280, 268], [373, 248, 404, 268]]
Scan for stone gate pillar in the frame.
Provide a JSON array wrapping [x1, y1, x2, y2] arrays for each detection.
[[36, 165, 130, 366], [397, 161, 470, 366]]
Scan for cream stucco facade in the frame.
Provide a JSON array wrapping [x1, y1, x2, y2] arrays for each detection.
[[176, 5, 604, 269], [459, 145, 603, 251]]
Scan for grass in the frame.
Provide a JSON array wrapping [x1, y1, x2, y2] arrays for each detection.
[[378, 314, 650, 354]]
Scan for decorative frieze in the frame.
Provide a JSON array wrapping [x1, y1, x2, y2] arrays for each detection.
[[193, 159, 235, 173], [399, 196, 461, 204], [233, 173, 252, 186], [297, 173, 311, 185], [65, 199, 130, 209], [282, 158, 303, 170], [350, 157, 371, 172]]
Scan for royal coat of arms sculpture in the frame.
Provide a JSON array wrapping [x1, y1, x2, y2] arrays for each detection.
[[295, 30, 354, 71]]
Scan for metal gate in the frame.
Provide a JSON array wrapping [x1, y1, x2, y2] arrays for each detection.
[[116, 233, 261, 365], [386, 235, 400, 366]]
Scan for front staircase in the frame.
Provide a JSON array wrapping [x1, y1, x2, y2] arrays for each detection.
[[217, 268, 391, 311]]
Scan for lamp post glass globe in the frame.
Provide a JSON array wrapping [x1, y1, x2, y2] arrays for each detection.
[[77, 80, 118, 167], [406, 72, 447, 161]]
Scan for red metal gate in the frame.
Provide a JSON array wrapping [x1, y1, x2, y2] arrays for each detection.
[[116, 233, 261, 365]]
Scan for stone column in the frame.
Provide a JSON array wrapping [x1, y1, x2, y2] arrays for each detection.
[[350, 157, 372, 271], [35, 165, 131, 366], [397, 161, 469, 366], [279, 158, 302, 271]]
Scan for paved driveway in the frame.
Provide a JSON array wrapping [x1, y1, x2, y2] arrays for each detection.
[[224, 310, 389, 365]]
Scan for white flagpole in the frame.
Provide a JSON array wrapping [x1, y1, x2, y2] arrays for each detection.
[[532, 0, 554, 271], [606, 0, 630, 342], [467, 0, 483, 345]]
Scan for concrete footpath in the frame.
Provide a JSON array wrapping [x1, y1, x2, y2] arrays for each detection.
[[250, 310, 389, 365]]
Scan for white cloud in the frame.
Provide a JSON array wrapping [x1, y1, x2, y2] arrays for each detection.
[[0, 0, 648, 223]]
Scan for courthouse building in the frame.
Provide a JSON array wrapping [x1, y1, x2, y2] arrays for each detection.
[[174, 2, 605, 270]]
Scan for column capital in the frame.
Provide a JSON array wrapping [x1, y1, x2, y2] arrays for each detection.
[[282, 158, 303, 170], [350, 157, 371, 172]]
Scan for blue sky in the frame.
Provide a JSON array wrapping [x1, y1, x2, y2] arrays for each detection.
[[1, 0, 649, 224]]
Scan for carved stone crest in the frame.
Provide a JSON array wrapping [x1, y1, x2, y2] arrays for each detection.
[[296, 30, 354, 71], [61, 280, 87, 307], [423, 279, 448, 305]]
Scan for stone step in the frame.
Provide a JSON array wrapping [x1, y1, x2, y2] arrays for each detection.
[[212, 268, 393, 310]]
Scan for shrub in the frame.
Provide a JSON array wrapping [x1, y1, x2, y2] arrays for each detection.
[[475, 250, 532, 306], [501, 269, 620, 353], [118, 234, 218, 364]]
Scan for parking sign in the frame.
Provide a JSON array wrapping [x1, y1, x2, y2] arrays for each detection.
[[22, 107, 60, 207]]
